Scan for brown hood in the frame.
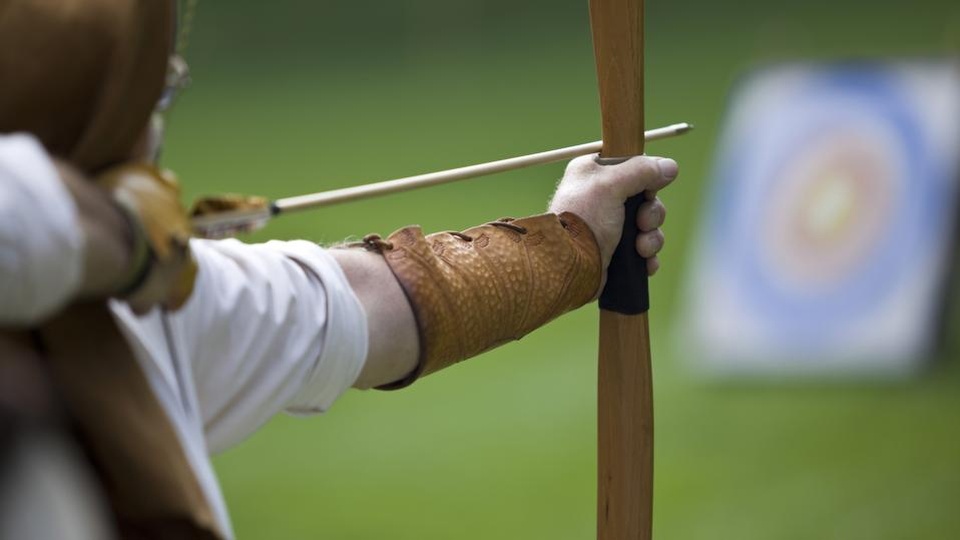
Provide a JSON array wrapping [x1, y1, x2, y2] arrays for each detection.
[[0, 0, 175, 173]]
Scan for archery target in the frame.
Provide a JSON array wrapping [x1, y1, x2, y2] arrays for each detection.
[[679, 60, 960, 376]]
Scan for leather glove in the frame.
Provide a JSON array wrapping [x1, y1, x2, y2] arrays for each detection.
[[97, 164, 197, 314]]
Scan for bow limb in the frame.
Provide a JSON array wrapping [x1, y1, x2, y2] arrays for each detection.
[[589, 0, 653, 539]]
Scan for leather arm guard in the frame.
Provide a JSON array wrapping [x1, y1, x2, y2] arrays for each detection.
[[362, 212, 602, 389]]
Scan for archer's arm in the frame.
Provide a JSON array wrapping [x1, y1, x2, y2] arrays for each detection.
[[337, 155, 678, 389], [131, 155, 674, 451]]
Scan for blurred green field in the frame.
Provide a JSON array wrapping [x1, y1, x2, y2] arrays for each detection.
[[163, 1, 960, 538]]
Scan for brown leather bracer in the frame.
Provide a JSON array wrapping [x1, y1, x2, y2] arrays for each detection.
[[364, 212, 602, 389]]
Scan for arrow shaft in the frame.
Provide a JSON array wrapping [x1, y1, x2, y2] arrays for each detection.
[[276, 123, 688, 213], [190, 123, 690, 237]]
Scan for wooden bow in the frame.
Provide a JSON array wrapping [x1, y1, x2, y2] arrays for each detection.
[[589, 0, 654, 539]]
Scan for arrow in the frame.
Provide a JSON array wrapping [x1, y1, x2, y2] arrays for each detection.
[[189, 122, 691, 239]]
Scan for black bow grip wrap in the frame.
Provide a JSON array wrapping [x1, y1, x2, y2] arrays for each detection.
[[599, 193, 649, 314]]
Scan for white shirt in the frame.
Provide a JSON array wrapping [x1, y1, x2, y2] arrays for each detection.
[[0, 134, 85, 325], [0, 134, 370, 539]]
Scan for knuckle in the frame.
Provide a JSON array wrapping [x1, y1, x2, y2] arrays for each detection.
[[565, 155, 598, 176], [647, 257, 660, 276], [636, 202, 656, 229], [636, 231, 663, 256], [633, 161, 663, 193], [648, 201, 666, 227], [638, 230, 665, 255], [634, 156, 661, 180]]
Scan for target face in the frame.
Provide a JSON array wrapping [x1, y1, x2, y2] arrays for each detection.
[[681, 60, 960, 376]]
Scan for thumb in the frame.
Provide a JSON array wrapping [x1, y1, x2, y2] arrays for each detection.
[[599, 155, 678, 200]]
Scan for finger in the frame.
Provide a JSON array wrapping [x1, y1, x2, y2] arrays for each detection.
[[636, 198, 666, 232], [646, 256, 660, 277], [598, 156, 678, 200], [635, 229, 664, 258]]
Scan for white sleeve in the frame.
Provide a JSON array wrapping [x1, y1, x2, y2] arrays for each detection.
[[0, 134, 85, 325], [169, 238, 369, 453]]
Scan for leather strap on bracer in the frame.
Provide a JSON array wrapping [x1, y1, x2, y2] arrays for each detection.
[[364, 212, 602, 390]]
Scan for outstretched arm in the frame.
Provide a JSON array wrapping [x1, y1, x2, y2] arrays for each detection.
[[337, 154, 678, 389]]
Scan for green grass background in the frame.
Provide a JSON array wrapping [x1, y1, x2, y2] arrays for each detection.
[[162, 0, 960, 537]]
